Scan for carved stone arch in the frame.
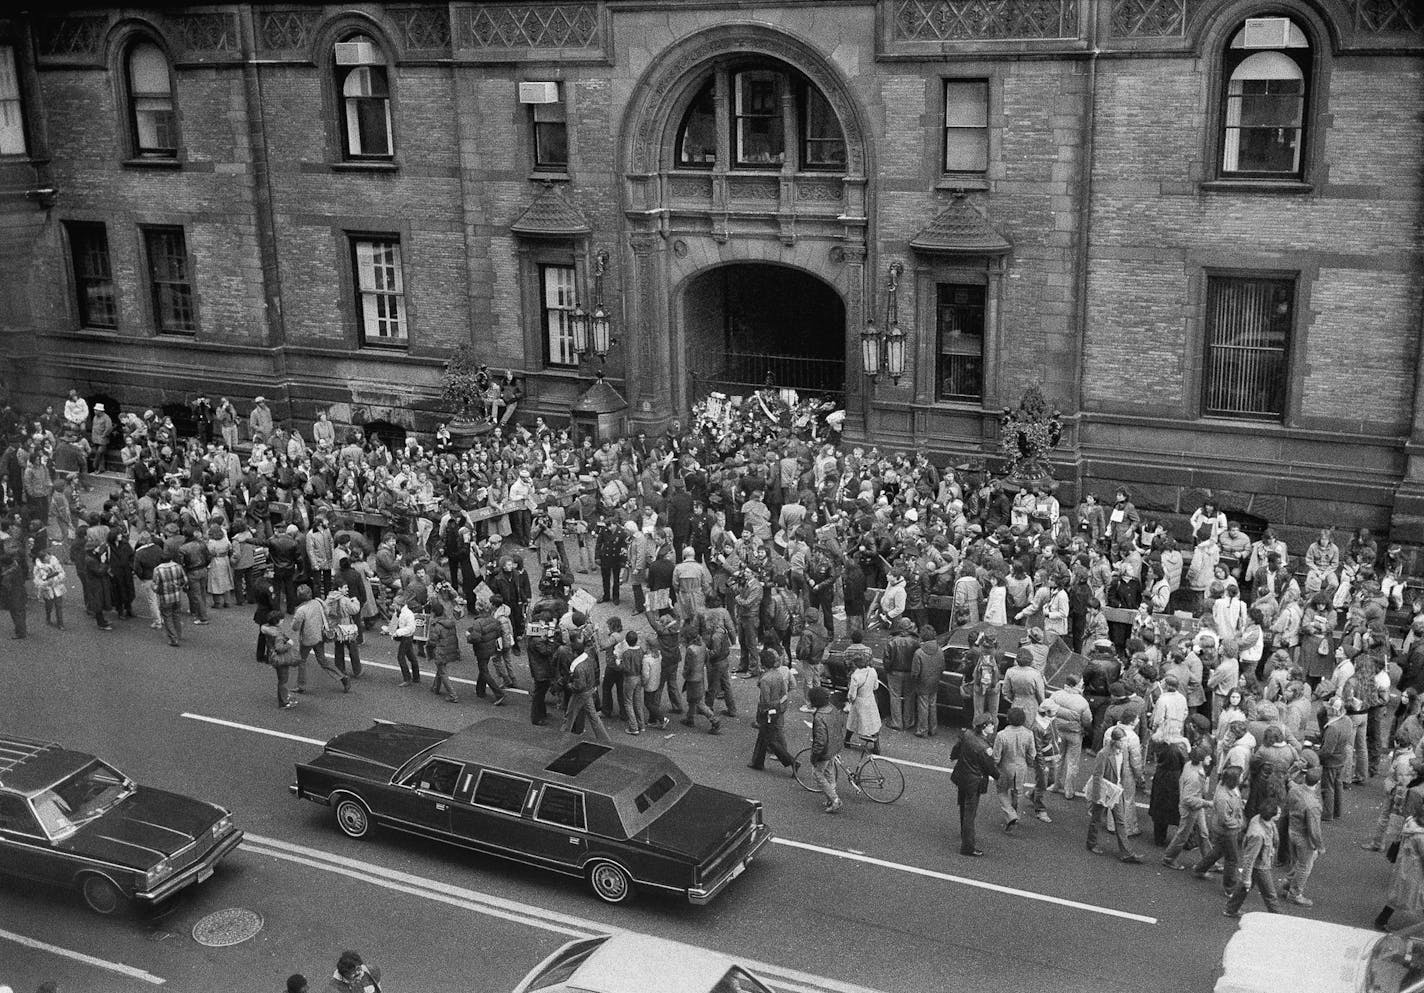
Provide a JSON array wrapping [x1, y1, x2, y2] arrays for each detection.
[[1187, 0, 1348, 55], [618, 22, 871, 181], [104, 16, 175, 69], [309, 9, 404, 67]]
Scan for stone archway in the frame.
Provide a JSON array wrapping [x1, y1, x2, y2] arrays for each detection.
[[616, 23, 873, 429], [681, 262, 847, 400]]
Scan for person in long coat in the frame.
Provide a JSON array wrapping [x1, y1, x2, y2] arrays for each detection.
[[991, 707, 1036, 831], [845, 650, 882, 746], [206, 523, 235, 607], [83, 539, 113, 630], [1377, 810, 1424, 930]]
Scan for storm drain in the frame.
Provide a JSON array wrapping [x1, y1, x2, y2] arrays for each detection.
[[192, 908, 264, 947]]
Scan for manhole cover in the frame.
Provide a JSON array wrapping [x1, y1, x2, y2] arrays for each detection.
[[192, 908, 264, 947]]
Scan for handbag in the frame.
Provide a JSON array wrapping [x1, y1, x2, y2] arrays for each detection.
[[1317, 637, 1332, 656], [268, 634, 295, 667], [333, 622, 359, 643]]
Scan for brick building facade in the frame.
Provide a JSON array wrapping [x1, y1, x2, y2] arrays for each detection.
[[1, 0, 1422, 544]]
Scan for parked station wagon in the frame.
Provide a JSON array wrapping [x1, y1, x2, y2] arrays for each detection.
[[0, 733, 243, 914], [291, 718, 772, 905]]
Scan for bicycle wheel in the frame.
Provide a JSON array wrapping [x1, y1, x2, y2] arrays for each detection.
[[792, 748, 821, 792], [854, 755, 905, 804]]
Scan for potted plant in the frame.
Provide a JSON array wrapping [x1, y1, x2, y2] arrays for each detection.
[[998, 384, 1063, 489], [441, 343, 493, 447]]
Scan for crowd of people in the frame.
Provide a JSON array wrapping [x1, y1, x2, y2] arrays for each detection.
[[3, 382, 1424, 931]]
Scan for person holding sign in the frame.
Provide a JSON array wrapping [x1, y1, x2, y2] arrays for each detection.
[[1085, 727, 1144, 863]]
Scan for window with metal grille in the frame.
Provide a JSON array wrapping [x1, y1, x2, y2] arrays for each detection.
[[943, 80, 988, 173], [352, 237, 406, 345], [336, 35, 393, 159], [936, 283, 985, 402], [541, 264, 578, 368], [1202, 275, 1293, 420], [142, 226, 195, 333], [127, 42, 177, 158], [1220, 19, 1310, 178], [66, 222, 116, 329], [0, 47, 25, 156]]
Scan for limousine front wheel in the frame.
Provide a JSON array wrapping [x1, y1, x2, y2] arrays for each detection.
[[586, 860, 633, 904], [333, 794, 372, 839], [80, 873, 126, 915]]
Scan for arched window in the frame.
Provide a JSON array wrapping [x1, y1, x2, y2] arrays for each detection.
[[1220, 17, 1311, 178], [335, 34, 392, 159], [127, 41, 176, 158], [672, 60, 845, 172]]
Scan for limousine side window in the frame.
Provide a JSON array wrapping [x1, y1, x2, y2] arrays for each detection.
[[0, 794, 40, 835], [405, 759, 463, 797], [536, 785, 586, 831], [472, 770, 531, 814]]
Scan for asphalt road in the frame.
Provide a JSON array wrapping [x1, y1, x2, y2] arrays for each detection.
[[0, 571, 1401, 993]]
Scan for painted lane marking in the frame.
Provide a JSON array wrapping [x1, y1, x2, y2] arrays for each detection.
[[180, 713, 326, 746], [770, 837, 1158, 925], [353, 657, 529, 695], [240, 834, 889, 993], [0, 926, 166, 986]]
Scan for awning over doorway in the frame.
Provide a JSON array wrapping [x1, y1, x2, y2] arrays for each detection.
[[910, 194, 1012, 256], [510, 183, 592, 238]]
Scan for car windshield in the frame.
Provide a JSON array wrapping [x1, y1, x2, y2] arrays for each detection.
[[1368, 925, 1424, 993], [527, 936, 607, 991], [30, 760, 133, 838]]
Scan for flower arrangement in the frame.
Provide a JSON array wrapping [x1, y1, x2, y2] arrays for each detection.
[[441, 344, 488, 423], [998, 385, 1063, 483]]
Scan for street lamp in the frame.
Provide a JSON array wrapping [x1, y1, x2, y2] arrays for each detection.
[[570, 302, 589, 356], [571, 247, 615, 372], [861, 262, 906, 385]]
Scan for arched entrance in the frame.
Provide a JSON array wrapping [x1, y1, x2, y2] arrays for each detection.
[[683, 263, 846, 402]]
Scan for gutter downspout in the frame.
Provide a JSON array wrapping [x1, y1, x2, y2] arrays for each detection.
[[1071, 0, 1101, 493]]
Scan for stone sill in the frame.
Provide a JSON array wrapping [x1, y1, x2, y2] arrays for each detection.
[[330, 160, 399, 174], [935, 176, 990, 192], [1199, 179, 1313, 195], [122, 157, 182, 170]]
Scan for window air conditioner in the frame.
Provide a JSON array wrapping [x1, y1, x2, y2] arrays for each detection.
[[519, 81, 560, 105], [1243, 17, 1291, 49], [335, 41, 377, 66]]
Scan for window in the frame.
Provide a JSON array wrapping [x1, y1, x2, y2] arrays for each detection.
[[352, 236, 407, 346], [535, 785, 586, 830], [142, 226, 196, 334], [0, 794, 40, 836], [335, 35, 393, 159], [936, 283, 985, 402], [734, 71, 783, 167], [0, 47, 24, 155], [673, 62, 844, 174], [676, 82, 717, 168], [943, 80, 988, 173], [472, 771, 531, 814], [532, 85, 568, 170], [405, 759, 463, 797], [546, 742, 612, 777], [1202, 274, 1294, 420], [1220, 18, 1310, 177], [66, 223, 117, 329], [633, 774, 677, 814], [801, 87, 845, 169], [541, 264, 578, 367], [127, 42, 177, 158]]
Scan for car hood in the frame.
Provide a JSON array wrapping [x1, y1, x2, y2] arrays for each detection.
[[639, 784, 757, 860], [66, 787, 225, 869], [313, 723, 452, 781], [1215, 913, 1380, 993]]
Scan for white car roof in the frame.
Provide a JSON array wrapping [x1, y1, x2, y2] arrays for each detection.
[[565, 933, 752, 993]]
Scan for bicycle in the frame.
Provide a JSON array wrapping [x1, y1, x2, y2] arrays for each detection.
[[793, 736, 905, 804]]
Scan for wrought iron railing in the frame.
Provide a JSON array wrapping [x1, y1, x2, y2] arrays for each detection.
[[689, 350, 845, 402]]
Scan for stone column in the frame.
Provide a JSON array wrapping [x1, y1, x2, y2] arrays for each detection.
[[626, 228, 673, 430]]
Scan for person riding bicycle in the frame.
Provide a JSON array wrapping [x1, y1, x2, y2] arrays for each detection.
[[809, 685, 846, 813]]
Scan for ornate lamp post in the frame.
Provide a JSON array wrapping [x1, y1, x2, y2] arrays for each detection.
[[572, 248, 615, 374], [861, 261, 906, 385]]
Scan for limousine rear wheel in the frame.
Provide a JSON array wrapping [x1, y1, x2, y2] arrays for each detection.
[[333, 794, 372, 839], [586, 860, 633, 904], [80, 873, 125, 915]]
